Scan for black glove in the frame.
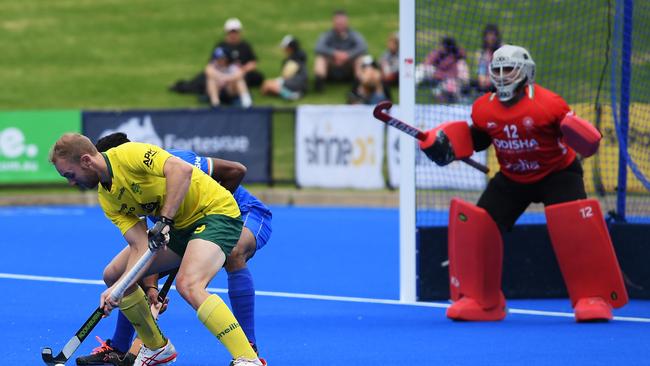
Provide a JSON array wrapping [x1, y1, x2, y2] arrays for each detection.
[[148, 216, 173, 250], [420, 129, 456, 166]]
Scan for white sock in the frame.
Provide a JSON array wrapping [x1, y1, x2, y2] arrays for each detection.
[[241, 93, 252, 107]]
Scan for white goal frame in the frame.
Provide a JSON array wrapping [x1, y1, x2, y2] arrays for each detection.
[[398, 0, 417, 302]]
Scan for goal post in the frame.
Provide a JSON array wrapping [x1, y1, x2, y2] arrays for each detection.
[[398, 0, 417, 303]]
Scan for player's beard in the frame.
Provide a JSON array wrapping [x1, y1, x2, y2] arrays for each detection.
[[75, 170, 100, 191]]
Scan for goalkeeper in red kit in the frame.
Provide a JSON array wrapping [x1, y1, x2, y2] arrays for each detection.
[[419, 44, 628, 322]]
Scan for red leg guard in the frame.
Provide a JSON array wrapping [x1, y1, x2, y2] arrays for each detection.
[[448, 198, 504, 314], [545, 199, 629, 311]]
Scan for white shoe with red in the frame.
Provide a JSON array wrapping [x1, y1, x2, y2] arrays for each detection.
[[134, 339, 177, 366], [230, 356, 266, 366]]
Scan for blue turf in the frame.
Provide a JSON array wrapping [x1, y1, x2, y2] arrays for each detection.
[[417, 209, 546, 227], [1, 205, 649, 365], [417, 208, 650, 227], [0, 205, 400, 298]]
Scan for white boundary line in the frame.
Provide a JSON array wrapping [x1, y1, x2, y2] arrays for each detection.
[[2, 272, 649, 323]]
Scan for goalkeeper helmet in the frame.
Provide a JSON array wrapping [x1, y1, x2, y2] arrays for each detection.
[[489, 45, 535, 102]]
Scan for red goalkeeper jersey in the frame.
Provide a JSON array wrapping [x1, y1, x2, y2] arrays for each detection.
[[471, 84, 575, 183]]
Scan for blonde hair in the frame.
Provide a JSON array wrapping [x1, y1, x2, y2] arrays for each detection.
[[49, 133, 98, 164]]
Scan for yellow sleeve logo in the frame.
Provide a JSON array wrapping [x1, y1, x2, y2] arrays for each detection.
[[194, 224, 206, 234], [142, 148, 158, 168]]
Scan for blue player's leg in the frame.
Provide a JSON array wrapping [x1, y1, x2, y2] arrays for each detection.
[[225, 208, 272, 352], [111, 311, 136, 353], [226, 227, 259, 346]]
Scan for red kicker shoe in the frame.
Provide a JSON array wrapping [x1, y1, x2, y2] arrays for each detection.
[[574, 297, 613, 322], [446, 294, 507, 321]]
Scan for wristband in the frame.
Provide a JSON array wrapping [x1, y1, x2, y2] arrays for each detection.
[[160, 216, 175, 227]]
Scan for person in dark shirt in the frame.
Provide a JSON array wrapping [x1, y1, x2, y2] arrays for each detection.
[[313, 9, 368, 92], [169, 18, 264, 95], [211, 18, 265, 87], [261, 35, 308, 101]]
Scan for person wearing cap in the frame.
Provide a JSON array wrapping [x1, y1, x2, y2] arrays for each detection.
[[211, 18, 264, 88], [261, 35, 308, 101], [313, 9, 369, 92], [205, 46, 253, 108], [347, 55, 391, 105], [168, 18, 262, 96]]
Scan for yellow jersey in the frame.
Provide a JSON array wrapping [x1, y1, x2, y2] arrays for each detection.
[[98, 142, 240, 234]]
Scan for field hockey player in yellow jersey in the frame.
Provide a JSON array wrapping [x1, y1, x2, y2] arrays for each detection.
[[49, 133, 264, 366]]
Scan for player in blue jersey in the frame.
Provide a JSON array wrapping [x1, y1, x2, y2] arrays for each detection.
[[75, 132, 271, 366]]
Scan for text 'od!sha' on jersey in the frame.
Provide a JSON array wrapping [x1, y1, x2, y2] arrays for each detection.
[[471, 84, 576, 183]]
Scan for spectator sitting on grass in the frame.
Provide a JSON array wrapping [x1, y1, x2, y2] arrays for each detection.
[[169, 18, 263, 95], [261, 35, 308, 101], [313, 9, 368, 92], [416, 36, 469, 103], [347, 55, 391, 105], [214, 18, 265, 88], [204, 47, 252, 108], [380, 31, 399, 86]]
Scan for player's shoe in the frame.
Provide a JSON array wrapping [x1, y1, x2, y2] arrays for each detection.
[[76, 336, 125, 365], [446, 294, 507, 321], [249, 343, 267, 366], [574, 297, 613, 322], [229, 357, 266, 366], [107, 351, 136, 366], [133, 339, 177, 366]]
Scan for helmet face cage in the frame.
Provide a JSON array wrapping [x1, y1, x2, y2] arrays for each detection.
[[489, 45, 535, 101]]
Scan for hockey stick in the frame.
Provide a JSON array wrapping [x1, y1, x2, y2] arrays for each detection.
[[41, 248, 157, 365], [591, 103, 606, 197], [373, 100, 489, 174]]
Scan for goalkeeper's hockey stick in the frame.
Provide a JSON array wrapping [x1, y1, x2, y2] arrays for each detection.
[[41, 248, 157, 365], [591, 103, 606, 196], [373, 101, 489, 174]]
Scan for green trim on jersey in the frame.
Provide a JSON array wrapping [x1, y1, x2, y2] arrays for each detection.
[[102, 152, 114, 178]]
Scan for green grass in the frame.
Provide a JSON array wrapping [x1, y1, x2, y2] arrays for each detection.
[[271, 108, 296, 182], [0, 0, 398, 109]]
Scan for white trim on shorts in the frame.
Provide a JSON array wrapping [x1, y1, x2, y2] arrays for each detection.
[[206, 157, 214, 177], [242, 211, 264, 241], [256, 217, 265, 237], [243, 212, 250, 226]]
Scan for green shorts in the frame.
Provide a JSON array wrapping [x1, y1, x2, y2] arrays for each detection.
[[167, 214, 242, 257]]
